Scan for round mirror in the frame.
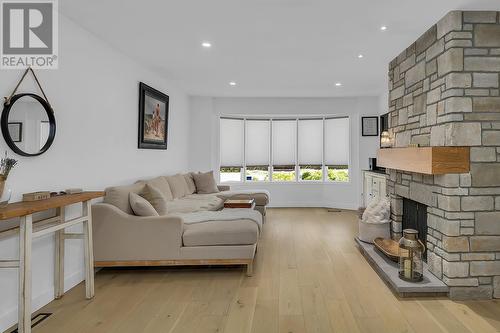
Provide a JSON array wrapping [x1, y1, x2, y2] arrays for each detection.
[[1, 93, 56, 157]]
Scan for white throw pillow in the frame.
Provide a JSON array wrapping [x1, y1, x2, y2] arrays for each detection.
[[362, 198, 390, 224], [129, 192, 159, 217], [362, 199, 378, 223]]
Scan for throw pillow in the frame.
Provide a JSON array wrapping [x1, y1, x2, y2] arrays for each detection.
[[129, 192, 159, 217], [184, 173, 197, 194], [362, 198, 390, 224], [166, 174, 189, 199], [141, 184, 168, 215], [193, 171, 219, 194]]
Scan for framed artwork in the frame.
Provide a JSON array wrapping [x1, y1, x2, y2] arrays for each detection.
[[8, 122, 22, 142], [138, 82, 169, 149], [362, 116, 378, 136]]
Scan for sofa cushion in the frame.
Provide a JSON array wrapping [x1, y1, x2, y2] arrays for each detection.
[[184, 194, 224, 210], [216, 190, 270, 206], [183, 220, 258, 246], [141, 184, 168, 215], [104, 182, 145, 214], [193, 171, 219, 194], [143, 176, 173, 201], [166, 195, 224, 214], [129, 193, 159, 217], [166, 174, 189, 199], [184, 173, 196, 194]]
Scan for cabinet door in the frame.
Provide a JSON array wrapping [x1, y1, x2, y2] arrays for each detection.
[[371, 177, 380, 202], [364, 173, 373, 207], [378, 176, 387, 199]]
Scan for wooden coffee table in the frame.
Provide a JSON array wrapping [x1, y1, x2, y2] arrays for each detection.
[[224, 199, 256, 209]]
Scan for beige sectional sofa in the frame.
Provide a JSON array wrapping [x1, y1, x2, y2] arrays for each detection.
[[92, 173, 269, 275]]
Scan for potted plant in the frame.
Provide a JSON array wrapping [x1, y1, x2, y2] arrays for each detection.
[[0, 152, 18, 207]]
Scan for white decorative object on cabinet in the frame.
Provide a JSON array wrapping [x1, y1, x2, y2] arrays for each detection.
[[363, 170, 387, 207]]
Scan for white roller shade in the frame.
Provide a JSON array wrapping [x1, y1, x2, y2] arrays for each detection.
[[298, 119, 323, 165], [220, 118, 244, 167], [324, 117, 349, 165], [246, 120, 270, 166], [272, 119, 296, 166]]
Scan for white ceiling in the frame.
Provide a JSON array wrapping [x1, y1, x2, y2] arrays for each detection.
[[60, 0, 500, 97]]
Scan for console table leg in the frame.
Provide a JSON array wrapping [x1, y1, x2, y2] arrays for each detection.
[[54, 207, 65, 299], [83, 201, 94, 299], [18, 215, 33, 333]]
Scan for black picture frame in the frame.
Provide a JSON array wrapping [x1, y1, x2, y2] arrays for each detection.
[[1, 93, 56, 157], [138, 82, 169, 150], [7, 122, 22, 142], [361, 116, 379, 136]]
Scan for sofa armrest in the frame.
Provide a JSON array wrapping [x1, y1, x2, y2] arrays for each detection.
[[92, 203, 183, 262], [217, 185, 231, 191]]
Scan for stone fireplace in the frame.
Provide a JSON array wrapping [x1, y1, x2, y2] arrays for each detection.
[[386, 11, 500, 300]]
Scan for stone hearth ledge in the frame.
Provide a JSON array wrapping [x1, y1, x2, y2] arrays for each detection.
[[355, 238, 449, 297]]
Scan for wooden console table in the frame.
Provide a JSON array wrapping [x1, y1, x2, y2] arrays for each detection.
[[0, 191, 104, 333]]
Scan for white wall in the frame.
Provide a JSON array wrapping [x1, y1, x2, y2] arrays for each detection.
[[189, 97, 380, 209], [0, 15, 191, 331]]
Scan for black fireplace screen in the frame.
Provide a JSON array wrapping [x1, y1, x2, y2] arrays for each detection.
[[402, 198, 427, 260]]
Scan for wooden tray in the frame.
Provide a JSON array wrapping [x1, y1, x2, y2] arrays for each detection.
[[224, 199, 255, 209], [373, 238, 404, 262]]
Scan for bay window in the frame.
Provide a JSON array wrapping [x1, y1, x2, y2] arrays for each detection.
[[245, 119, 270, 181], [298, 118, 323, 181], [325, 117, 350, 182], [272, 120, 296, 182], [219, 117, 244, 182], [219, 116, 350, 183]]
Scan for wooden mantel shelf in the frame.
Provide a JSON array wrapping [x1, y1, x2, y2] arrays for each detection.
[[376, 147, 470, 175]]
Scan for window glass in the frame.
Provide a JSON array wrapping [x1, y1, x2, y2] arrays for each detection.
[[220, 167, 242, 182]]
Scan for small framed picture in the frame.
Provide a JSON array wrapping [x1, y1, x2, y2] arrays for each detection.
[[362, 117, 378, 136], [8, 122, 23, 142], [138, 82, 169, 150]]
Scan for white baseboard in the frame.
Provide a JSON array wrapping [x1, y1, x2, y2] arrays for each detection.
[[268, 201, 358, 210], [0, 270, 84, 332]]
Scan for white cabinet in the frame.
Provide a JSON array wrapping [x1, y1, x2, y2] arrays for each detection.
[[363, 171, 387, 207]]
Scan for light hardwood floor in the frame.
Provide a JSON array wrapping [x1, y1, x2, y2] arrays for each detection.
[[30, 208, 500, 333]]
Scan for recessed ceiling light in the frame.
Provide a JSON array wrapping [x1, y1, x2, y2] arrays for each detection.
[[380, 26, 388, 31], [335, 82, 342, 87], [201, 41, 212, 48], [229, 81, 237, 86], [358, 54, 364, 59]]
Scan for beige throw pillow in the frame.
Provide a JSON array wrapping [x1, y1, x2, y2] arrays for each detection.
[[141, 184, 168, 215], [129, 193, 159, 217], [184, 173, 197, 194], [193, 171, 219, 194], [166, 174, 189, 199]]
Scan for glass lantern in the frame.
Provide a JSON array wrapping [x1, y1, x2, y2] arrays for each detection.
[[398, 229, 425, 282], [380, 130, 394, 148]]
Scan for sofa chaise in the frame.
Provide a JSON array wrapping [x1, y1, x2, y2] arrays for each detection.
[[92, 172, 269, 275]]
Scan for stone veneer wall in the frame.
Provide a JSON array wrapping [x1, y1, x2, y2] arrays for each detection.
[[387, 11, 500, 300]]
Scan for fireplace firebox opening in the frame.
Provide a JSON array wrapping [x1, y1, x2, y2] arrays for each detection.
[[402, 198, 427, 261]]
